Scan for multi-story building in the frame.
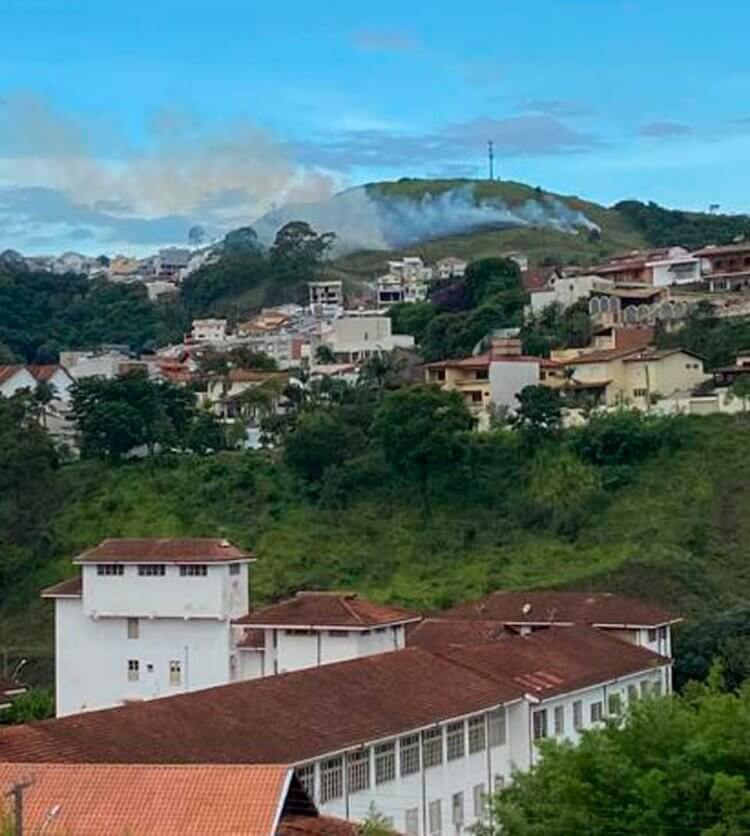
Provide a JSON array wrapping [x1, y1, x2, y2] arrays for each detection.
[[589, 247, 697, 286], [0, 620, 675, 834], [190, 318, 228, 343], [308, 313, 415, 365], [694, 243, 750, 292], [436, 257, 468, 280], [309, 281, 344, 317]]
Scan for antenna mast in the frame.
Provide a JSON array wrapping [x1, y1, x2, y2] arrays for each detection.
[[488, 139, 494, 181]]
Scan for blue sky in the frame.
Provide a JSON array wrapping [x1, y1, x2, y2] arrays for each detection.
[[2, 0, 750, 254]]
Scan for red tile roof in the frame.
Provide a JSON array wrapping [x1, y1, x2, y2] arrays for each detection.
[[407, 618, 512, 652], [237, 628, 266, 649], [27, 365, 68, 383], [279, 816, 361, 835], [41, 576, 82, 598], [693, 243, 750, 257], [0, 629, 667, 766], [0, 365, 26, 385], [73, 538, 252, 564], [234, 592, 420, 629], [0, 763, 292, 836], [441, 591, 678, 628]]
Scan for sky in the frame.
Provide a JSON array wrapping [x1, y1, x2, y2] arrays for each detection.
[[2, 0, 750, 255]]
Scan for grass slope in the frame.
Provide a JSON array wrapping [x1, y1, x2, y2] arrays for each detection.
[[8, 416, 750, 680]]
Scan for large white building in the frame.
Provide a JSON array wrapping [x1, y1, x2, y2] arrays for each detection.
[[1, 612, 675, 835]]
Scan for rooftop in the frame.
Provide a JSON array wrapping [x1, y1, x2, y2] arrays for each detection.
[[441, 591, 678, 628], [425, 352, 560, 370], [0, 365, 28, 385], [0, 763, 296, 836], [73, 538, 252, 565], [0, 627, 667, 766], [41, 575, 82, 599], [693, 243, 750, 257], [234, 591, 421, 629]]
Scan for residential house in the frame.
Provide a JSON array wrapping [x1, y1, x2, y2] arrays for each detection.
[[557, 346, 707, 409], [694, 243, 750, 292], [108, 255, 143, 281], [145, 279, 180, 302], [309, 313, 415, 365], [152, 247, 191, 280], [190, 318, 229, 343], [436, 257, 468, 280], [387, 257, 433, 283], [0, 623, 673, 832], [41, 538, 254, 717], [376, 273, 428, 307], [0, 365, 38, 398], [204, 369, 289, 423], [309, 281, 344, 317], [713, 348, 750, 388], [424, 338, 564, 429], [233, 592, 420, 680], [588, 247, 695, 286], [0, 762, 356, 836], [528, 273, 615, 315], [504, 252, 529, 272], [0, 364, 74, 404], [59, 349, 134, 380]]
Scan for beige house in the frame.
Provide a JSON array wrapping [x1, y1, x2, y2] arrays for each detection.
[[560, 347, 707, 409]]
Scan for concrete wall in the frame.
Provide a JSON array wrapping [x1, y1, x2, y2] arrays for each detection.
[[489, 360, 540, 410], [0, 369, 37, 398]]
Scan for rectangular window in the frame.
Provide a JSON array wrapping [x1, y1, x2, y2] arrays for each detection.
[[471, 390, 483, 403], [179, 565, 207, 576], [573, 700, 583, 730], [633, 388, 648, 398], [127, 659, 139, 682], [473, 784, 486, 819], [229, 563, 241, 575], [347, 749, 370, 794], [554, 705, 565, 736], [489, 708, 507, 746], [533, 709, 548, 740], [590, 701, 604, 723], [446, 720, 465, 761], [400, 734, 420, 776], [428, 799, 442, 836], [126, 617, 139, 640], [320, 756, 343, 803], [97, 564, 124, 576], [647, 628, 658, 643], [295, 764, 315, 800], [658, 626, 668, 641], [405, 809, 419, 836], [494, 775, 506, 793], [169, 660, 181, 686], [628, 684, 639, 703], [422, 727, 443, 768], [138, 565, 166, 576], [468, 716, 486, 753], [375, 741, 396, 784], [452, 792, 464, 826], [608, 693, 622, 715]]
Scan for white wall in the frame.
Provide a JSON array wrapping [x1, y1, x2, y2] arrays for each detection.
[[489, 360, 540, 410], [55, 600, 232, 717], [650, 260, 701, 287], [0, 368, 37, 398]]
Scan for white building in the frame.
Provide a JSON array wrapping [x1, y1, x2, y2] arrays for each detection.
[[387, 257, 433, 283], [647, 251, 701, 287], [528, 274, 615, 315], [59, 349, 134, 380], [42, 539, 254, 717], [233, 591, 420, 679], [0, 364, 74, 402], [0, 365, 38, 398], [190, 318, 228, 343], [2, 614, 675, 834], [309, 281, 344, 318], [436, 257, 468, 280], [309, 313, 415, 364]]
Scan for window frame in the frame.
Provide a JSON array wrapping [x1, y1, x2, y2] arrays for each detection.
[[446, 720, 465, 761], [468, 716, 486, 753], [400, 734, 420, 776], [572, 700, 583, 730], [428, 799, 442, 836], [97, 564, 124, 576], [488, 707, 507, 747], [127, 659, 139, 682], [451, 791, 464, 826], [473, 783, 486, 819], [320, 756, 343, 804], [137, 564, 166, 577], [347, 749, 370, 794], [295, 763, 315, 800], [179, 564, 207, 577], [554, 704, 565, 736], [374, 741, 396, 785], [532, 708, 548, 741], [169, 660, 182, 686], [590, 701, 604, 723], [422, 727, 444, 769], [126, 617, 139, 640]]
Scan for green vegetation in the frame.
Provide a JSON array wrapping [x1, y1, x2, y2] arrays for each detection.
[[657, 303, 750, 369], [479, 673, 750, 836]]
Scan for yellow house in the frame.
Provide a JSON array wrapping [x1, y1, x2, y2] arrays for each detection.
[[561, 347, 707, 409], [424, 354, 492, 427]]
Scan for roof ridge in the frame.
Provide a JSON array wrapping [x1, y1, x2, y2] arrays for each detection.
[[339, 595, 365, 623]]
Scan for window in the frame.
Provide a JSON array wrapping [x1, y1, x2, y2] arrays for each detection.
[[468, 716, 486, 753], [633, 388, 648, 398], [422, 727, 443, 768], [428, 799, 442, 836], [180, 565, 207, 576], [573, 700, 583, 730], [127, 659, 139, 682], [126, 618, 139, 640], [471, 391, 483, 403], [405, 809, 419, 836], [400, 734, 420, 776], [436, 370, 446, 381], [327, 630, 350, 637], [97, 564, 124, 576], [452, 792, 464, 826], [647, 628, 658, 643], [658, 626, 668, 641], [590, 701, 603, 723], [295, 764, 315, 799], [446, 721, 465, 761], [554, 705, 565, 736], [476, 369, 489, 381], [138, 565, 165, 576], [229, 563, 241, 575], [320, 756, 343, 803], [640, 680, 651, 699], [627, 684, 639, 703], [473, 784, 486, 819], [169, 660, 181, 686], [375, 741, 396, 784], [347, 749, 370, 793], [532, 709, 548, 740], [489, 708, 506, 746], [608, 693, 622, 715]]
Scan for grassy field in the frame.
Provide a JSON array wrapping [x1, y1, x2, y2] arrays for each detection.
[[6, 414, 750, 683]]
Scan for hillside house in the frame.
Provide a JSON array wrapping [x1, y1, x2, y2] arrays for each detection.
[[204, 369, 289, 423], [152, 247, 190, 281], [190, 318, 228, 343], [694, 243, 750, 292], [588, 247, 695, 286], [0, 365, 38, 398], [308, 313, 414, 364], [0, 622, 674, 833], [436, 257, 468, 280], [528, 273, 615, 315], [309, 281, 344, 317], [713, 348, 750, 388]]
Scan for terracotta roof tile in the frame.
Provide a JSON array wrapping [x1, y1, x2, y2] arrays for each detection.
[[0, 365, 26, 385], [441, 591, 678, 627], [0, 763, 291, 835], [279, 816, 361, 835], [74, 538, 252, 564], [407, 618, 513, 652], [41, 576, 82, 598], [234, 592, 420, 629], [27, 365, 67, 383]]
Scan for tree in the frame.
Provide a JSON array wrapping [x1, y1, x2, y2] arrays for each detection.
[[511, 385, 563, 435], [373, 385, 473, 511], [284, 409, 352, 483], [314, 344, 336, 365], [223, 226, 260, 254], [730, 376, 750, 412], [2, 688, 54, 724], [478, 675, 750, 836], [464, 257, 522, 307], [31, 380, 55, 428], [358, 352, 406, 394], [269, 221, 335, 282]]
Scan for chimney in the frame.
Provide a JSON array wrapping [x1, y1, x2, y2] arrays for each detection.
[[490, 337, 522, 359]]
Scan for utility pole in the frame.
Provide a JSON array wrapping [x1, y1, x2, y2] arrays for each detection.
[[8, 778, 33, 836], [488, 139, 494, 181]]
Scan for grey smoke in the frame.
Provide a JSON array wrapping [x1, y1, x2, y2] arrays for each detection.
[[254, 184, 600, 254]]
